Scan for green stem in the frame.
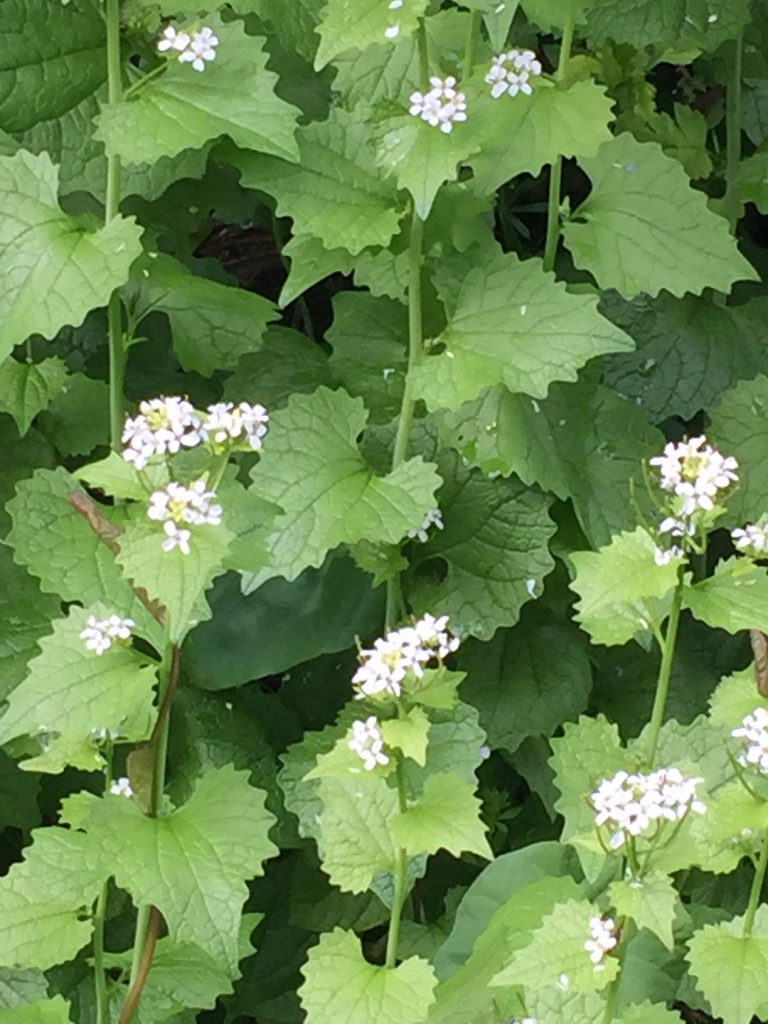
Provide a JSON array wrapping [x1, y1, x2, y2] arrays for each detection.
[[385, 759, 409, 968], [94, 743, 114, 1024], [725, 32, 744, 233], [600, 918, 630, 1024], [542, 16, 575, 273], [105, 0, 124, 452], [743, 828, 768, 937], [417, 18, 429, 85], [463, 10, 481, 75], [645, 566, 685, 767], [123, 61, 167, 100]]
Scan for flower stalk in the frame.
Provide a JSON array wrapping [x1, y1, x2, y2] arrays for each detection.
[[645, 565, 685, 766], [105, 0, 124, 452], [542, 15, 575, 273]]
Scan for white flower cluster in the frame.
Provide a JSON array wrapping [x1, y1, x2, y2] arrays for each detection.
[[485, 48, 542, 99], [157, 25, 219, 72], [384, 0, 403, 39], [80, 615, 135, 656], [650, 436, 738, 517], [591, 767, 706, 850], [732, 520, 768, 555], [409, 77, 467, 133], [585, 916, 617, 965], [407, 507, 444, 543], [148, 479, 223, 554], [110, 777, 134, 798], [201, 402, 269, 451], [122, 396, 269, 469], [348, 717, 390, 771], [732, 708, 768, 774], [353, 614, 460, 699]]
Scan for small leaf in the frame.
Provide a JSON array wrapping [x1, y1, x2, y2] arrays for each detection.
[[392, 773, 492, 859], [0, 358, 69, 435], [75, 452, 155, 502], [381, 708, 430, 765], [684, 558, 768, 634], [608, 873, 677, 949]]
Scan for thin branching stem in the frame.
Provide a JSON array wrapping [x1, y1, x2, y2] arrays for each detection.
[[645, 565, 685, 767]]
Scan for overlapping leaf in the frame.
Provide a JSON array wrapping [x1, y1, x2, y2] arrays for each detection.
[[683, 558, 768, 634], [709, 374, 768, 524], [315, 0, 429, 69], [586, 0, 750, 52], [687, 908, 768, 1024], [0, 358, 69, 436]]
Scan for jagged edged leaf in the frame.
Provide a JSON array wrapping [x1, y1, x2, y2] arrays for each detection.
[[586, 0, 751, 52], [392, 773, 492, 859], [61, 765, 277, 970], [248, 386, 441, 581], [709, 666, 768, 731], [315, 0, 429, 68], [0, 358, 69, 435], [683, 557, 768, 634], [0, 969, 48, 1012], [687, 908, 768, 1024], [38, 372, 109, 456], [608, 873, 677, 948], [225, 325, 333, 413], [232, 107, 404, 255], [75, 452, 157, 502], [0, 151, 142, 357], [412, 248, 633, 410], [562, 134, 757, 298], [0, 998, 73, 1024], [95, 18, 299, 165], [279, 235, 354, 308], [381, 707, 430, 765], [570, 528, 682, 647], [300, 928, 436, 1024], [688, 780, 768, 874], [619, 1002, 685, 1024], [709, 374, 768, 525]]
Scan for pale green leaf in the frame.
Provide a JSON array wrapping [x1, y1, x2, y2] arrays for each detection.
[[232, 107, 404, 255], [587, 0, 750, 52], [737, 147, 768, 213], [408, 702, 487, 787], [709, 374, 768, 525], [521, 0, 591, 29], [407, 454, 556, 640], [96, 19, 299, 165], [134, 255, 276, 376], [248, 386, 441, 581], [526, 988, 608, 1024], [0, 151, 142, 356], [0, 603, 156, 771], [381, 707, 430, 765], [684, 557, 768, 634], [608, 873, 677, 948], [491, 898, 619, 994], [279, 235, 354, 308], [392, 773, 492, 859], [315, 0, 429, 69], [63, 765, 277, 970], [570, 528, 682, 647], [224, 325, 333, 412], [619, 1002, 686, 1024], [562, 134, 757, 298], [300, 928, 436, 1024], [0, 828, 103, 970], [710, 665, 768, 731], [0, 998, 72, 1024], [688, 780, 768, 874], [0, 546, 58, 705], [411, 247, 633, 410], [687, 908, 768, 1024], [75, 451, 159, 502], [0, 358, 69, 435], [635, 103, 713, 180]]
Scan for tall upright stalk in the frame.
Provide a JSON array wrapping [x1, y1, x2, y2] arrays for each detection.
[[542, 16, 575, 273], [93, 744, 114, 1024], [105, 0, 124, 451], [645, 566, 685, 767], [725, 32, 744, 233], [743, 828, 768, 937]]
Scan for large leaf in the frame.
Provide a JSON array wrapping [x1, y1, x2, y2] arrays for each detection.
[[0, 151, 142, 357], [608, 872, 677, 949], [232, 107, 404, 255], [0, 358, 69, 436], [0, 971, 48, 1012], [687, 908, 768, 1024], [248, 386, 441, 581], [392, 773, 492, 859], [300, 929, 436, 1024], [63, 766, 278, 970], [562, 134, 757, 298], [0, 998, 73, 1024], [96, 18, 299, 165], [315, 0, 429, 68], [412, 248, 633, 410], [407, 455, 556, 640], [683, 558, 768, 634], [586, 0, 751, 52], [709, 374, 768, 525]]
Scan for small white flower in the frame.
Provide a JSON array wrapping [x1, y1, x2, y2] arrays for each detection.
[[110, 777, 134, 798], [654, 544, 683, 566], [409, 76, 468, 134], [584, 917, 617, 965], [180, 27, 219, 72], [384, 22, 400, 39], [157, 25, 191, 54], [732, 520, 768, 555], [733, 707, 768, 774], [80, 615, 135, 656], [200, 401, 269, 450], [591, 767, 705, 849], [485, 49, 542, 99], [148, 480, 222, 555], [352, 614, 459, 698], [122, 396, 201, 469], [407, 507, 444, 543], [348, 717, 390, 771], [650, 436, 738, 516]]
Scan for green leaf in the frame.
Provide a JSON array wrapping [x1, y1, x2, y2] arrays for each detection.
[[300, 929, 436, 1024], [619, 1002, 686, 1024], [687, 780, 768, 874], [6, 468, 161, 646], [683, 557, 768, 634], [133, 255, 277, 376], [407, 454, 556, 640], [459, 617, 592, 754], [315, 0, 429, 68], [0, 546, 58, 707], [63, 765, 277, 970], [0, 998, 73, 1024], [603, 293, 768, 423], [0, 828, 103, 970], [608, 873, 677, 949], [75, 452, 153, 502], [248, 386, 441, 581], [562, 134, 757, 299], [0, 358, 69, 435], [392, 773, 492, 859], [116, 519, 234, 644], [570, 528, 682, 647], [710, 665, 768, 731], [687, 908, 768, 1024], [709, 374, 768, 525], [521, 0, 591, 29], [381, 707, 430, 765], [491, 898, 619, 994], [225, 326, 333, 412], [737, 147, 768, 213], [468, 79, 615, 195], [586, 0, 750, 52], [38, 373, 109, 457], [232, 107, 404, 255], [411, 248, 633, 410], [96, 18, 299, 165], [0, 151, 142, 357], [0, 603, 157, 772], [279, 235, 354, 308], [0, 969, 48, 1011]]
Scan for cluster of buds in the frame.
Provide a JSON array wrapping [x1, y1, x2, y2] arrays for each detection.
[[732, 518, 768, 558], [158, 24, 219, 72], [353, 614, 459, 699], [591, 767, 706, 851], [732, 708, 768, 774]]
